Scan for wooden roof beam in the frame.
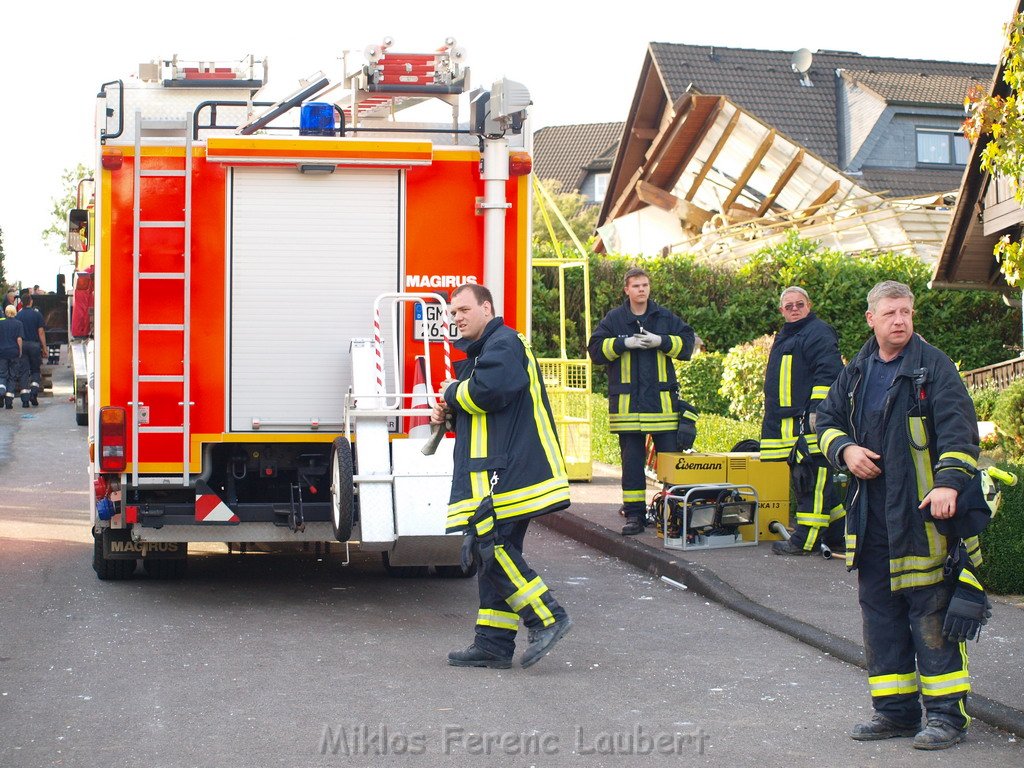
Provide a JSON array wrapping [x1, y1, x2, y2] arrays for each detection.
[[757, 149, 805, 216], [797, 179, 841, 221], [720, 129, 776, 212], [684, 108, 740, 201], [636, 179, 714, 230]]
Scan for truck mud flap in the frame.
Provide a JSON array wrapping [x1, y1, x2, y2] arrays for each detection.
[[102, 528, 186, 560]]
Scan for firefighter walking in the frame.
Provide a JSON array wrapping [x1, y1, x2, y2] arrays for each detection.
[[433, 283, 572, 669], [816, 280, 983, 750], [588, 268, 695, 535], [760, 286, 845, 555]]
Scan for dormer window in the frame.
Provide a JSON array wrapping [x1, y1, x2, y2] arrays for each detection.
[[916, 129, 969, 166]]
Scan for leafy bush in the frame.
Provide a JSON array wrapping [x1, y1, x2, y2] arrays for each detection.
[[979, 461, 1024, 594], [720, 335, 773, 425], [536, 233, 1021, 373], [992, 379, 1024, 458], [969, 384, 1002, 422], [675, 351, 729, 417]]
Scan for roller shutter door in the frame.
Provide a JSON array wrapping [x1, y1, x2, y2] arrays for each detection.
[[229, 167, 401, 431]]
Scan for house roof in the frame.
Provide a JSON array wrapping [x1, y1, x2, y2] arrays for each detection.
[[841, 69, 987, 105], [648, 43, 993, 164], [858, 167, 967, 199], [532, 122, 623, 194]]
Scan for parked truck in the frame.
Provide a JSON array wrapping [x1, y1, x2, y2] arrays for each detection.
[[69, 44, 535, 579]]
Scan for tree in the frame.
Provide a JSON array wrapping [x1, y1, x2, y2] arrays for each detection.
[[963, 12, 1024, 286], [40, 163, 92, 263], [0, 226, 6, 289], [531, 178, 599, 251]]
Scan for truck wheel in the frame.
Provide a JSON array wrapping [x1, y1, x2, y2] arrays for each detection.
[[143, 556, 188, 579], [76, 410, 88, 427], [92, 534, 135, 581], [330, 437, 354, 542]]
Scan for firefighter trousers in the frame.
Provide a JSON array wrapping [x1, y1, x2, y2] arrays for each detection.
[[858, 544, 970, 730], [619, 431, 676, 519], [474, 520, 567, 659], [788, 454, 845, 551]]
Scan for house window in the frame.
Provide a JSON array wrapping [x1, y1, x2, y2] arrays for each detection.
[[592, 173, 610, 204], [916, 130, 968, 166]]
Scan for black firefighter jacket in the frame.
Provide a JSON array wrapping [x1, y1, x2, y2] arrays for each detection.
[[587, 299, 695, 433], [815, 333, 980, 591], [760, 313, 843, 461], [443, 317, 569, 533]]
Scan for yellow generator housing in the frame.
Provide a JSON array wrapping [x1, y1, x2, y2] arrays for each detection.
[[655, 452, 791, 541]]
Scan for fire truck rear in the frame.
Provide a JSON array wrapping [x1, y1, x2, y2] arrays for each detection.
[[70, 44, 534, 579]]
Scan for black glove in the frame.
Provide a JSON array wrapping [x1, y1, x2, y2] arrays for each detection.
[[460, 530, 477, 571], [943, 567, 992, 642], [676, 401, 699, 451], [465, 495, 496, 567]]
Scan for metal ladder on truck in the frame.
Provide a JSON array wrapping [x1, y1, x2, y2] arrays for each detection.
[[130, 111, 194, 487]]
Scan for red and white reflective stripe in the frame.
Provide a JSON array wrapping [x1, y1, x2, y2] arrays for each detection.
[[195, 481, 239, 523], [373, 306, 385, 393], [440, 305, 453, 380], [407, 355, 432, 438]]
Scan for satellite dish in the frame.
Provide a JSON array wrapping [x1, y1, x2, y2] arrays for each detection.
[[791, 48, 813, 74]]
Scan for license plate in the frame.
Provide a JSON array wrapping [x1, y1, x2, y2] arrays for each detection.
[[413, 303, 459, 341]]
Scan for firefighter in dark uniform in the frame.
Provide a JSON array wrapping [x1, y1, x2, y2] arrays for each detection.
[[434, 283, 572, 670], [15, 292, 46, 406], [761, 286, 845, 555], [816, 280, 983, 750], [588, 268, 695, 535], [1, 305, 25, 410]]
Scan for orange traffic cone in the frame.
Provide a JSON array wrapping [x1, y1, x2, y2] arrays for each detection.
[[407, 355, 432, 438]]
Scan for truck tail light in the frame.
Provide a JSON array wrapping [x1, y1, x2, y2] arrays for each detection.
[[508, 151, 532, 177], [101, 148, 123, 170], [98, 406, 127, 472], [93, 476, 109, 500]]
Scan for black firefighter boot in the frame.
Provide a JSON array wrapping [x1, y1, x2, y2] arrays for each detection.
[[4, 395, 13, 410], [21, 390, 31, 408], [621, 514, 645, 536]]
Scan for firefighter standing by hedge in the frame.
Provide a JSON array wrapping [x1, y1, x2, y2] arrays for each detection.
[[433, 283, 572, 670], [761, 286, 845, 555], [816, 280, 983, 750], [588, 268, 696, 535]]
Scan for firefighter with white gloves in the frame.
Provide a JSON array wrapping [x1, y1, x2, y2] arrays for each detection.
[[588, 267, 695, 536], [761, 286, 845, 555], [0, 305, 24, 410], [433, 283, 572, 670], [816, 281, 981, 750]]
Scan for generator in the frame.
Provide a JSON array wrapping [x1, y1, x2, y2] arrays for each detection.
[[654, 451, 791, 548]]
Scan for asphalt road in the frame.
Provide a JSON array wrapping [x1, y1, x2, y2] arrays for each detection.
[[1, 367, 1021, 767]]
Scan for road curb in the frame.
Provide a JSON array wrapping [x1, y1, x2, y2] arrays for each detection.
[[538, 508, 1024, 739]]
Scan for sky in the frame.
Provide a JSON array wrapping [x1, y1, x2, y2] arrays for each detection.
[[0, 1, 1015, 288]]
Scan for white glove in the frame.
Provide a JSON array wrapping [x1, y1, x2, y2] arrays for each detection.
[[639, 331, 662, 349], [624, 335, 645, 350]]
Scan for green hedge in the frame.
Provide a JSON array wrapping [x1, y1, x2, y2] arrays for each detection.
[[969, 384, 1002, 422], [675, 351, 729, 417], [979, 461, 1024, 595], [533, 232, 1022, 375], [992, 379, 1024, 458], [720, 335, 773, 424]]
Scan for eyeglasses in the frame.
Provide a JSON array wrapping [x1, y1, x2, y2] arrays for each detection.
[[782, 301, 806, 311]]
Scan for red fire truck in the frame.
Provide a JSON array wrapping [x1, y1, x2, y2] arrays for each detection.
[[69, 44, 535, 579]]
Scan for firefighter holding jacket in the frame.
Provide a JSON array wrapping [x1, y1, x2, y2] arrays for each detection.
[[588, 267, 695, 536], [433, 283, 572, 670], [816, 280, 983, 750], [761, 286, 845, 555]]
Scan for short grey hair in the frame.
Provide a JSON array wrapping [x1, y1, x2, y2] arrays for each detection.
[[779, 286, 810, 307], [867, 280, 914, 313]]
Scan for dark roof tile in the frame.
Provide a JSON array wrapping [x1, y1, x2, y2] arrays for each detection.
[[533, 122, 624, 193]]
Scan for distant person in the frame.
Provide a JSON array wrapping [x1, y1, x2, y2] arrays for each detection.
[[433, 283, 572, 669], [588, 268, 695, 535], [760, 286, 845, 555], [16, 293, 46, 406], [817, 280, 982, 750], [0, 305, 24, 410], [2, 290, 18, 311]]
